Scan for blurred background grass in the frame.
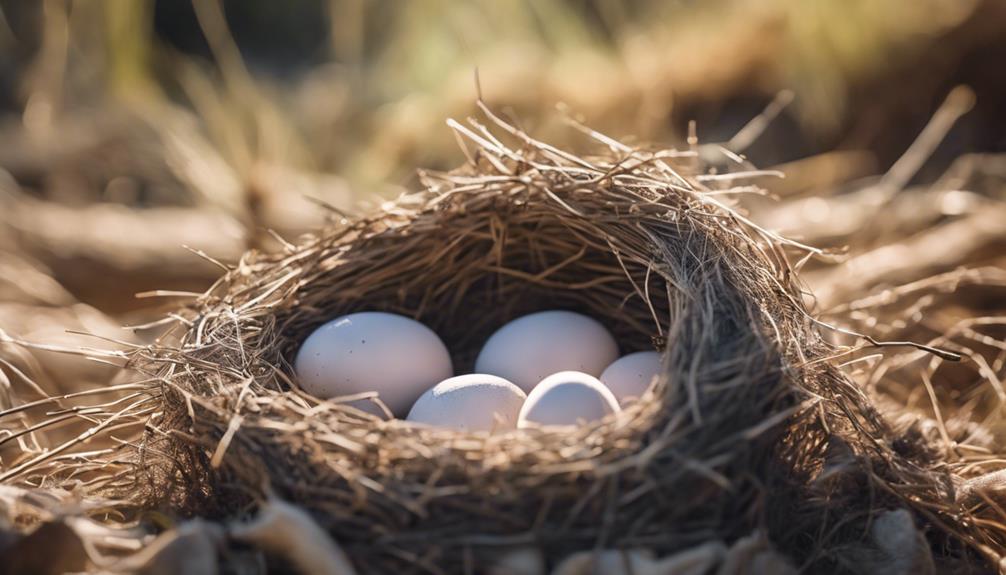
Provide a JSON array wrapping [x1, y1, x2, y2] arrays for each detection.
[[2, 0, 1004, 193], [0, 0, 1005, 399]]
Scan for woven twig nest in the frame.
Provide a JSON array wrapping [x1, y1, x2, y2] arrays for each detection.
[[9, 106, 1004, 573]]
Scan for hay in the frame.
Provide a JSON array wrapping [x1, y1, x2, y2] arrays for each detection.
[[3, 103, 1005, 573]]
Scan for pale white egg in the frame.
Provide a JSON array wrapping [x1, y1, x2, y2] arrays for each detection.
[[475, 311, 619, 393], [294, 312, 452, 416], [599, 351, 663, 406], [517, 371, 620, 428], [406, 374, 526, 432]]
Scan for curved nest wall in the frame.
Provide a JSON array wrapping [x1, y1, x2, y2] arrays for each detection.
[[11, 108, 1004, 573]]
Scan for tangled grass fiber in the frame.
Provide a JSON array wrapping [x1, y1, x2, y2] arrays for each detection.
[[3, 102, 1005, 574]]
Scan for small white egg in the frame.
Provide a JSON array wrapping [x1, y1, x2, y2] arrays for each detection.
[[406, 374, 526, 432], [517, 371, 620, 428], [599, 351, 663, 406], [475, 311, 619, 393], [294, 312, 452, 416]]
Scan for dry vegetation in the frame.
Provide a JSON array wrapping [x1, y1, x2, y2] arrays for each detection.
[[1, 1, 1006, 574]]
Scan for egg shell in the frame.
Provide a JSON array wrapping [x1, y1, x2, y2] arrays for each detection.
[[475, 311, 619, 393], [600, 351, 663, 406], [294, 312, 452, 416], [517, 371, 620, 428], [406, 374, 527, 432]]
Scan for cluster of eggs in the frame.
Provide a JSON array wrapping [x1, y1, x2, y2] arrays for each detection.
[[294, 310, 663, 432]]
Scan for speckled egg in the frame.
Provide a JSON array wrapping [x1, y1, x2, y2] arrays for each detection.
[[517, 371, 620, 428], [475, 311, 619, 393], [406, 374, 526, 432], [294, 312, 453, 416], [599, 351, 663, 406]]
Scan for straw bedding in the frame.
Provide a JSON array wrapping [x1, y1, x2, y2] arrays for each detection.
[[4, 105, 1005, 573]]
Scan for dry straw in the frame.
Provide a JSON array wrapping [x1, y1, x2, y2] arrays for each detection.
[[3, 101, 1005, 573]]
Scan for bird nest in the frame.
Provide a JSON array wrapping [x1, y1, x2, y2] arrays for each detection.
[[3, 103, 1004, 574]]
